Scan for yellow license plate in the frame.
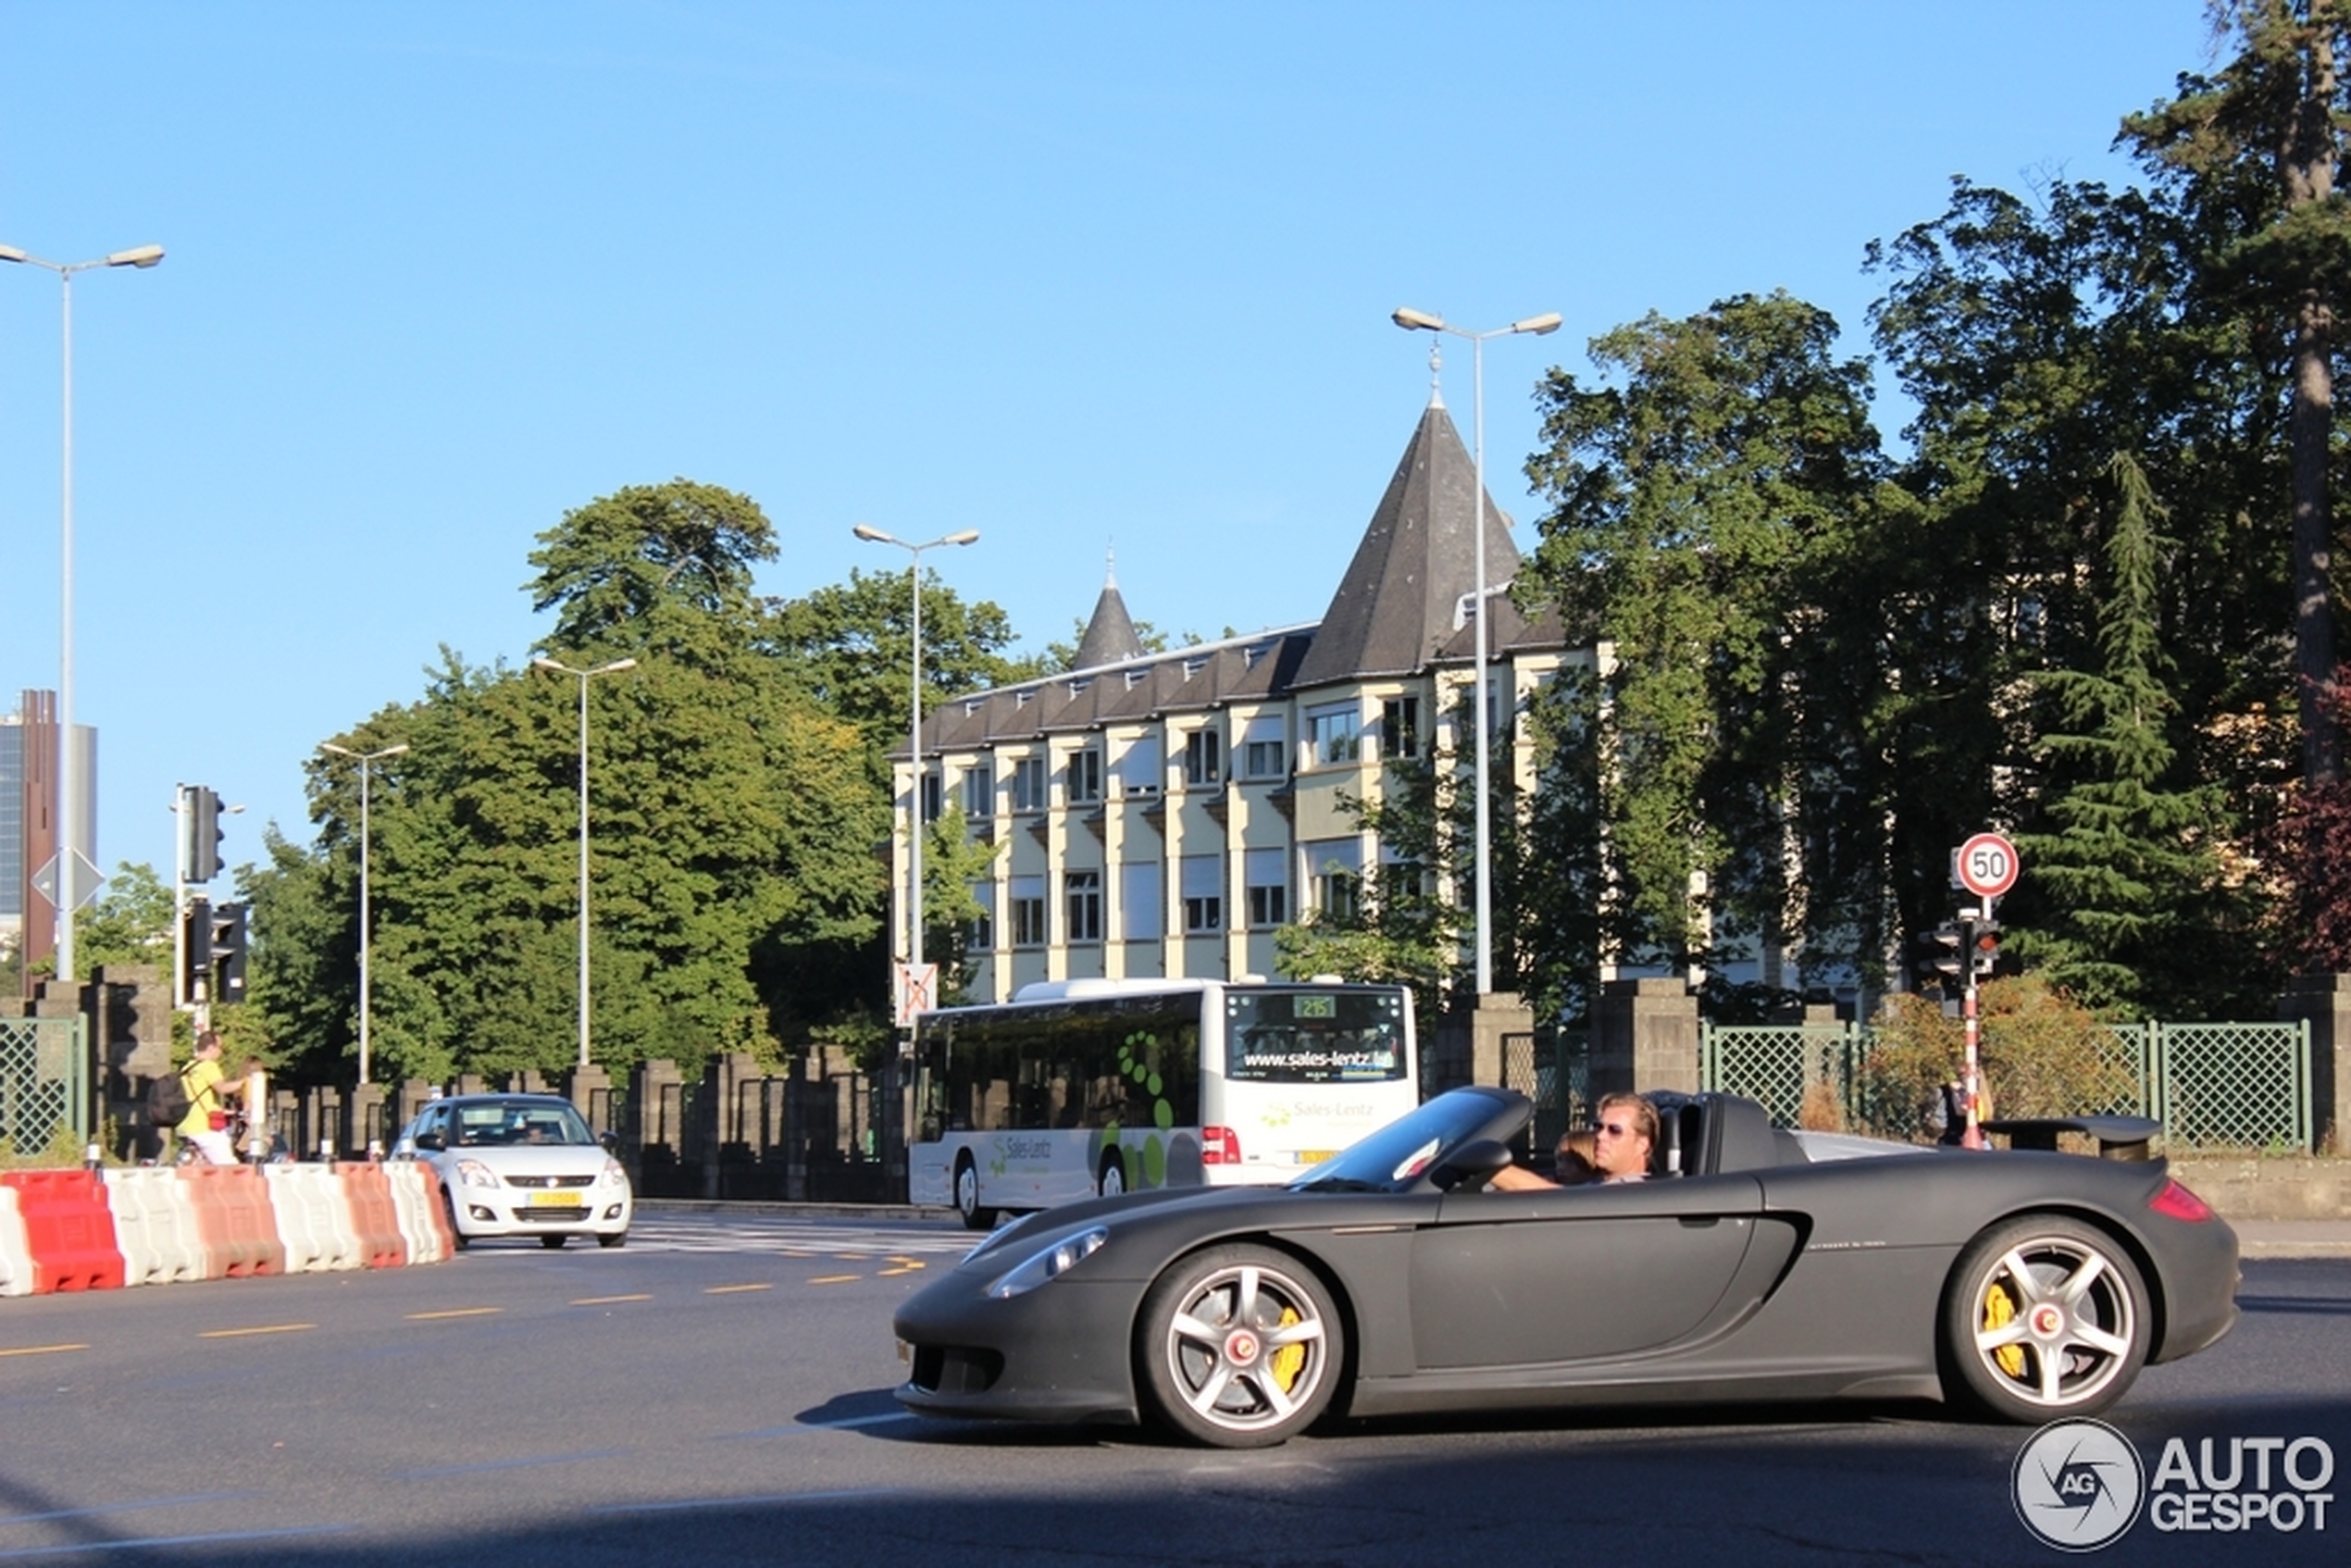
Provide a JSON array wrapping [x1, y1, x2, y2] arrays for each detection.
[[1298, 1151, 1337, 1164], [527, 1189, 578, 1206]]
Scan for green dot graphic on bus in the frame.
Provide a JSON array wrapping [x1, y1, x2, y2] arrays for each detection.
[[1095, 1031, 1178, 1188]]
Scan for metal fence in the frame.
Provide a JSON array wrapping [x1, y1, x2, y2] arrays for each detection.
[[0, 1017, 87, 1156], [1699, 1018, 2313, 1151]]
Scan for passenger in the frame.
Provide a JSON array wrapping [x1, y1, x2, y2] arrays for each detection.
[[1552, 1127, 1599, 1186], [1489, 1093, 1658, 1190]]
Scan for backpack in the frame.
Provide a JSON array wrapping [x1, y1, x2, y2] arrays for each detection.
[[146, 1064, 193, 1128]]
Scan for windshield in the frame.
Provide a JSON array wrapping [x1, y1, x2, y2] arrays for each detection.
[[1224, 988, 1409, 1083], [451, 1100, 599, 1148], [1288, 1088, 1527, 1194]]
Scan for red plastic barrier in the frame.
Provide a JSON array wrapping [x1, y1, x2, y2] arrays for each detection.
[[332, 1162, 408, 1268], [176, 1165, 286, 1277], [0, 1170, 125, 1292]]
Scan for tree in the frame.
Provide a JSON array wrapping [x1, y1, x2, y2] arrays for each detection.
[[2123, 2, 2351, 789], [77, 862, 176, 975]]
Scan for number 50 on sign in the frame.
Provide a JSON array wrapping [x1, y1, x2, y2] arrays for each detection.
[[1955, 832, 2020, 900]]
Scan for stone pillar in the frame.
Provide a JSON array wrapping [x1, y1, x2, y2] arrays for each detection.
[[1591, 977, 1700, 1097], [89, 964, 171, 1160], [2279, 973, 2349, 1154], [346, 1083, 389, 1155], [565, 1064, 612, 1132], [394, 1078, 437, 1137], [454, 1073, 487, 1097], [1470, 991, 1534, 1088]]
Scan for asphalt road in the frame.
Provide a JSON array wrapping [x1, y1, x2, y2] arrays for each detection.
[[0, 1213, 2344, 1567]]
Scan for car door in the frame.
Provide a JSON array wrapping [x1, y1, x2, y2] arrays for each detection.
[[1408, 1174, 1766, 1368]]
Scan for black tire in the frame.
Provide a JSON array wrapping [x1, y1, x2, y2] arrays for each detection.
[[1941, 1214, 2150, 1422], [1099, 1149, 1127, 1199], [598, 1231, 628, 1249], [954, 1151, 997, 1231], [1137, 1244, 1344, 1448], [541, 1234, 567, 1250], [442, 1188, 470, 1252]]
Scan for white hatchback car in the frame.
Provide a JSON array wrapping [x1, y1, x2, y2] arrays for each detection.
[[390, 1094, 632, 1250]]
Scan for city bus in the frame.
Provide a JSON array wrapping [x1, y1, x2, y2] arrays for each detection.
[[908, 977, 1418, 1228]]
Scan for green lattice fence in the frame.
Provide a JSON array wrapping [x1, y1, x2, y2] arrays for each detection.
[[1501, 1029, 1588, 1154], [1702, 1024, 1860, 1127], [2148, 1021, 2311, 1151], [0, 1017, 87, 1155]]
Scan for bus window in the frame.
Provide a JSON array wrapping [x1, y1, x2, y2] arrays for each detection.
[[1225, 989, 1408, 1083]]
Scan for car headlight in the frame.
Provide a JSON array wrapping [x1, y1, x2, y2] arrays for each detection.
[[455, 1158, 499, 1188], [600, 1158, 629, 1189], [984, 1226, 1108, 1300]]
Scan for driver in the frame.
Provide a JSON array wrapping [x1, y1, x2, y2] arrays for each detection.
[[1490, 1093, 1657, 1189]]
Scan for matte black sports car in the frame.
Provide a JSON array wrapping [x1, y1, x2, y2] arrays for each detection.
[[893, 1086, 2239, 1448]]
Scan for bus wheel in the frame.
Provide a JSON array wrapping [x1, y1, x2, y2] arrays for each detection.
[[954, 1151, 997, 1231], [1099, 1150, 1126, 1198], [1138, 1245, 1343, 1448]]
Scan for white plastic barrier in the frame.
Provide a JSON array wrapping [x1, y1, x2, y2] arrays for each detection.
[[382, 1163, 448, 1266], [263, 1165, 364, 1273], [100, 1168, 209, 1287], [0, 1186, 30, 1298]]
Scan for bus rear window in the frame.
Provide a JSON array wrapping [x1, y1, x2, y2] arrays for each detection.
[[1224, 989, 1408, 1083]]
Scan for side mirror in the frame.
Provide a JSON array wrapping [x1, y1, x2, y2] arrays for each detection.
[[599, 1130, 619, 1153], [1430, 1139, 1515, 1193], [414, 1131, 444, 1152]]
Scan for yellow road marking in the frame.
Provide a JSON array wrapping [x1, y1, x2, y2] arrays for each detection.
[[877, 1266, 922, 1277], [808, 1275, 860, 1286], [0, 1343, 87, 1358], [703, 1283, 773, 1295], [572, 1293, 653, 1306], [198, 1324, 316, 1339], [407, 1307, 504, 1320], [833, 1253, 865, 1261]]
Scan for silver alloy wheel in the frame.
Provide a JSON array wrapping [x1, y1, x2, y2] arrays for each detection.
[[1947, 1217, 2147, 1420], [1144, 1249, 1338, 1446]]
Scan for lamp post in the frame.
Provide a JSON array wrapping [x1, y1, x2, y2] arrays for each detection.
[[851, 524, 980, 1010], [0, 241, 165, 986], [531, 656, 638, 1067], [320, 742, 409, 1087], [1390, 306, 1561, 1000]]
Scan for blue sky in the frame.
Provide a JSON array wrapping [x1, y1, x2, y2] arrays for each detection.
[[1, 2, 2220, 886]]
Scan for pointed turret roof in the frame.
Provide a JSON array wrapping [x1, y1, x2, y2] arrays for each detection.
[[1072, 552, 1146, 668], [1290, 391, 1521, 689]]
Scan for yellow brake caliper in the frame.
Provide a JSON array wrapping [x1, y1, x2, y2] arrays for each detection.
[[1984, 1281, 2025, 1378], [1269, 1307, 1304, 1390]]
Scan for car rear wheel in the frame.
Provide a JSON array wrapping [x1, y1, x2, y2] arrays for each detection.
[[1138, 1244, 1343, 1448], [954, 1152, 996, 1232], [1942, 1214, 2149, 1422], [1099, 1150, 1126, 1198]]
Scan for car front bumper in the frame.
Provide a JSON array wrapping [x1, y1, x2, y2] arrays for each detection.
[[447, 1188, 633, 1239], [893, 1273, 1144, 1426]]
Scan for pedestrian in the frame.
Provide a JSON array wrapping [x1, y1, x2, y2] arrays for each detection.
[[177, 1032, 240, 1166]]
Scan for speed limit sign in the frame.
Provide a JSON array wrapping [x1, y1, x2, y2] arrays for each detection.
[[1955, 831, 2020, 900]]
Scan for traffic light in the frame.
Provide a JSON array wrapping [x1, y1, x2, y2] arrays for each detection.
[[185, 787, 224, 883], [211, 902, 249, 1003], [1925, 922, 1967, 981], [1971, 916, 2001, 978], [181, 896, 212, 1001]]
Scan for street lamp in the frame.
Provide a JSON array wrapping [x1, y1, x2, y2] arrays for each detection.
[[0, 241, 165, 986], [1390, 306, 1561, 1000], [851, 524, 980, 1014], [320, 742, 410, 1088], [531, 656, 639, 1067]]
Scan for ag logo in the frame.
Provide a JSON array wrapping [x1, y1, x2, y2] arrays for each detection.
[[2013, 1419, 2145, 1551]]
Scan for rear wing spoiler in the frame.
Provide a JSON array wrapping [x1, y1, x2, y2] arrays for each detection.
[[1981, 1114, 2162, 1160]]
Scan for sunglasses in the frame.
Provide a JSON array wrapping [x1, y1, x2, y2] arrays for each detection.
[[1594, 1120, 1635, 1138]]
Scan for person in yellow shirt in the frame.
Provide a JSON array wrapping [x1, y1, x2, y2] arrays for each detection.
[[176, 1032, 239, 1165]]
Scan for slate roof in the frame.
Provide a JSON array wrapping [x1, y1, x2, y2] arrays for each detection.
[[1072, 572, 1146, 669]]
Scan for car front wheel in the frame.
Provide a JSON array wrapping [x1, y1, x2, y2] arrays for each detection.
[[441, 1188, 469, 1252], [1942, 1214, 2149, 1422], [1137, 1245, 1343, 1448]]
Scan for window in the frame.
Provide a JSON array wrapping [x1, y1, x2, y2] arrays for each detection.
[[1244, 847, 1287, 928], [1010, 875, 1047, 947], [1239, 716, 1287, 779], [1066, 748, 1102, 805], [1380, 696, 1420, 760], [1307, 703, 1360, 765], [967, 882, 995, 951], [920, 770, 943, 823], [1119, 737, 1161, 797], [961, 762, 994, 818], [1120, 861, 1162, 940], [1183, 728, 1221, 787], [1379, 843, 1425, 904], [1064, 869, 1102, 943], [1305, 838, 1362, 921], [1180, 854, 1222, 933], [1011, 756, 1048, 812]]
